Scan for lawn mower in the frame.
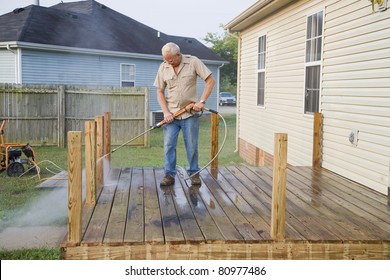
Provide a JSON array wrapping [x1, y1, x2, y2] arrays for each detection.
[[0, 120, 38, 177]]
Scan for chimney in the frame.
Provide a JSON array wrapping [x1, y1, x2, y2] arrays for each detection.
[[34, 0, 40, 6]]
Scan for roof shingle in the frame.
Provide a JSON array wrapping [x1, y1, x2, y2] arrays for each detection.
[[0, 0, 223, 61]]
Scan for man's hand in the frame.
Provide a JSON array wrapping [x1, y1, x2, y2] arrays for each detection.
[[193, 102, 204, 112], [163, 111, 174, 123]]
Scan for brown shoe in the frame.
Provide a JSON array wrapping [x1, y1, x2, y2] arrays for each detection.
[[191, 173, 201, 185], [160, 174, 175, 186]]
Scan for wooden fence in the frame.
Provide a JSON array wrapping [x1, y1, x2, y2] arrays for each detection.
[[0, 84, 149, 147]]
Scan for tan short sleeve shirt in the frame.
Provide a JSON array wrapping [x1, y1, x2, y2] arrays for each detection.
[[154, 55, 212, 119]]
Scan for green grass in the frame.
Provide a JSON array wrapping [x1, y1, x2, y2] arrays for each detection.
[[0, 113, 242, 259], [111, 113, 242, 167], [0, 247, 60, 260]]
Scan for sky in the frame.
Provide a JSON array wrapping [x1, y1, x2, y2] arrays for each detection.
[[0, 0, 257, 43]]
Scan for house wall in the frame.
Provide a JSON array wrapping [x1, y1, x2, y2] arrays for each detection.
[[19, 49, 219, 113], [321, 0, 390, 194], [0, 50, 16, 83], [237, 0, 390, 194], [238, 0, 319, 167]]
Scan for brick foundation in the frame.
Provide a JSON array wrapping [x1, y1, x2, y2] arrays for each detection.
[[238, 138, 273, 166]]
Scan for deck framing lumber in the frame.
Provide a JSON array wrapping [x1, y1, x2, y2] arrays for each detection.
[[60, 166, 390, 260]]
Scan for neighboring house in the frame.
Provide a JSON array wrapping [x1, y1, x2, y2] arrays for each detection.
[[225, 0, 390, 195], [0, 0, 225, 122]]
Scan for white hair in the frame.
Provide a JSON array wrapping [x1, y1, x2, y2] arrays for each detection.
[[162, 42, 180, 56]]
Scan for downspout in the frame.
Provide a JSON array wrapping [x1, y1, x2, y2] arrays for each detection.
[[6, 44, 21, 83], [217, 63, 225, 112], [226, 29, 241, 153]]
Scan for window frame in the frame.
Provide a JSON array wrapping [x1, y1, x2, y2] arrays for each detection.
[[304, 10, 324, 115], [257, 34, 267, 107], [120, 63, 136, 87]]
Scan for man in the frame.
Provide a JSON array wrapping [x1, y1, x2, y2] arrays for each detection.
[[154, 42, 215, 186]]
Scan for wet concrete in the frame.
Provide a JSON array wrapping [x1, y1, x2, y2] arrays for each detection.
[[0, 225, 66, 250]]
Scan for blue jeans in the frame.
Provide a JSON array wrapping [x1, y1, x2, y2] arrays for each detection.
[[163, 116, 200, 177]]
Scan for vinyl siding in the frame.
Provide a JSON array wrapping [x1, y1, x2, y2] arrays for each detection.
[[237, 0, 390, 194], [321, 0, 390, 194], [238, 0, 318, 166], [0, 50, 16, 83], [20, 49, 219, 112], [21, 50, 157, 87]]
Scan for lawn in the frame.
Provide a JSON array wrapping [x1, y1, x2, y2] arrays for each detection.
[[0, 113, 243, 259]]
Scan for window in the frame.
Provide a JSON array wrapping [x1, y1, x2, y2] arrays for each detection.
[[305, 66, 320, 113], [121, 64, 135, 87], [304, 11, 323, 114], [257, 35, 266, 106]]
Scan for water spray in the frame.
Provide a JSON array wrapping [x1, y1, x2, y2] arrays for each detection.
[[98, 103, 195, 162]]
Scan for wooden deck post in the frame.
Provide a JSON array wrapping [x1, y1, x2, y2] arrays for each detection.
[[85, 121, 96, 206], [144, 88, 151, 147], [271, 133, 288, 241], [312, 112, 322, 170], [210, 113, 219, 178], [67, 131, 82, 244], [57, 85, 66, 148], [95, 115, 104, 189], [104, 112, 111, 166]]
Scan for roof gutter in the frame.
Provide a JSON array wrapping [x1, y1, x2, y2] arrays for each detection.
[[0, 41, 226, 65], [225, 0, 296, 32], [6, 44, 16, 54]]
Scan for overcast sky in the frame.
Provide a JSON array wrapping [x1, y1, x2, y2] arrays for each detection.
[[0, 0, 257, 43]]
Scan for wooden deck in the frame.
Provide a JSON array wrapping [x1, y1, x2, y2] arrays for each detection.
[[60, 165, 390, 260]]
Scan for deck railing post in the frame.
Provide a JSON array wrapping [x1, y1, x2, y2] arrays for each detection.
[[67, 131, 82, 244], [57, 85, 66, 148], [313, 112, 322, 170], [271, 133, 288, 241], [104, 112, 111, 167], [210, 113, 219, 178], [95, 115, 104, 189], [85, 120, 96, 206]]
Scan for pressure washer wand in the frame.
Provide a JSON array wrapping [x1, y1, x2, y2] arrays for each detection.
[[153, 103, 195, 129], [102, 103, 196, 159]]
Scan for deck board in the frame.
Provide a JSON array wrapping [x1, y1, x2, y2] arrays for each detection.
[[228, 166, 307, 240], [289, 167, 390, 239], [248, 165, 364, 240], [143, 167, 164, 244], [284, 166, 386, 240], [123, 167, 144, 244], [167, 174, 205, 243], [177, 174, 225, 243], [61, 165, 390, 260], [81, 168, 120, 245], [194, 170, 245, 242], [240, 165, 341, 240], [282, 168, 370, 240], [201, 169, 262, 241], [155, 169, 185, 244], [103, 168, 131, 244], [218, 166, 271, 240]]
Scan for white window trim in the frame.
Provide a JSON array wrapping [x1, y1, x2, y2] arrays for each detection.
[[257, 34, 267, 108], [303, 10, 324, 116], [120, 63, 136, 87]]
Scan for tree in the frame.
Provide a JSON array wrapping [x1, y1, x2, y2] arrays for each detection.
[[203, 26, 238, 94]]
